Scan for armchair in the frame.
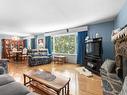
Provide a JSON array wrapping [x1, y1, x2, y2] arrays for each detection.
[[0, 59, 9, 73], [0, 66, 5, 75]]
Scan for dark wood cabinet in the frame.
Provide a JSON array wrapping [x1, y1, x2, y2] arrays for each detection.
[[2, 39, 24, 58], [84, 56, 103, 75], [84, 37, 103, 75]]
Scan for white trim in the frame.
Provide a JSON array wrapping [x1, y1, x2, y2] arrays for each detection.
[[69, 26, 88, 33], [52, 53, 77, 56], [52, 32, 76, 37], [44, 26, 88, 36]]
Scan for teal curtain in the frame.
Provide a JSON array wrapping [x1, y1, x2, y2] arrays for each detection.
[[34, 35, 37, 49], [23, 39, 28, 48], [45, 36, 52, 54], [31, 38, 36, 49], [77, 31, 87, 64]]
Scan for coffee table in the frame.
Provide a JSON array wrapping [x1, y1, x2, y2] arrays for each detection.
[[23, 69, 70, 95]]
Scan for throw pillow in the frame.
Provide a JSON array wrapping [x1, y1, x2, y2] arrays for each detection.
[[101, 59, 115, 73]]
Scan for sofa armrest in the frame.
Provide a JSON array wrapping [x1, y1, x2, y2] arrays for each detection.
[[47, 54, 52, 59], [0, 74, 15, 86], [48, 54, 52, 56]]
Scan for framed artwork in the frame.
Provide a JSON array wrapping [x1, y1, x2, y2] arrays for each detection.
[[38, 39, 43, 44], [38, 39, 44, 49]]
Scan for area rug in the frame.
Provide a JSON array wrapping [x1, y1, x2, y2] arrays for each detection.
[[75, 67, 93, 77]]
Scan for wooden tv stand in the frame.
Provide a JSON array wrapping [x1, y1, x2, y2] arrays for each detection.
[[84, 37, 103, 75], [84, 56, 103, 75]]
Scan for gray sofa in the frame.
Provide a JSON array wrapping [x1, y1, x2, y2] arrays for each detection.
[[100, 59, 123, 95], [28, 49, 52, 66], [0, 59, 35, 95], [0, 74, 34, 95]]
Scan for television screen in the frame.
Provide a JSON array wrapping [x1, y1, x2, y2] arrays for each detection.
[[86, 42, 100, 57]]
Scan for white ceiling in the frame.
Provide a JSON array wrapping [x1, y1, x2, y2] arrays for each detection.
[[0, 0, 126, 36]]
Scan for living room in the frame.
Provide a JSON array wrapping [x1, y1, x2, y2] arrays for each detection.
[[0, 0, 127, 95]]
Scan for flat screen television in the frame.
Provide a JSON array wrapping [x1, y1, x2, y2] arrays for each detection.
[[85, 38, 102, 58]]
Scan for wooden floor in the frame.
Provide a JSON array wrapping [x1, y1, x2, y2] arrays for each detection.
[[8, 60, 103, 95]]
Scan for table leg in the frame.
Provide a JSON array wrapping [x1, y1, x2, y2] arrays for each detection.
[[62, 89, 64, 95], [65, 85, 66, 95], [64, 57, 66, 64], [16, 53, 18, 61], [57, 91, 60, 95], [67, 82, 69, 95], [24, 74, 26, 85]]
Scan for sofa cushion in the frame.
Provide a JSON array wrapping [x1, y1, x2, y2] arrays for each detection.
[[0, 82, 30, 95], [31, 53, 40, 57], [40, 51, 48, 55], [0, 74, 14, 86], [101, 59, 115, 73]]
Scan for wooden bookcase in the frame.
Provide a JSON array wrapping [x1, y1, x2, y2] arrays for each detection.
[[2, 39, 24, 58]]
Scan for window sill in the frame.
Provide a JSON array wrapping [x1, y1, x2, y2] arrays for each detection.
[[52, 53, 77, 56]]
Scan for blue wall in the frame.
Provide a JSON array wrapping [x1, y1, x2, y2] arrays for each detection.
[[88, 21, 114, 60], [114, 0, 127, 28]]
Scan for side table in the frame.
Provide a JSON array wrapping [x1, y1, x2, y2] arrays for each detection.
[[54, 55, 66, 64]]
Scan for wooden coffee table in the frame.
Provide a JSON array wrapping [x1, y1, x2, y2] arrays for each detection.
[[23, 69, 70, 95]]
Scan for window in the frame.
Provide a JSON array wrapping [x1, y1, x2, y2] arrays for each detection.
[[53, 33, 76, 54]]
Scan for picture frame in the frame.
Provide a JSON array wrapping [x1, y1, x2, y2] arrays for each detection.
[[38, 39, 44, 49]]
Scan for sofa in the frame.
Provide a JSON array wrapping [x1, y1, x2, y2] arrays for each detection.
[[100, 58, 127, 95], [100, 59, 123, 95], [28, 49, 52, 66], [0, 74, 35, 95], [0, 59, 35, 95]]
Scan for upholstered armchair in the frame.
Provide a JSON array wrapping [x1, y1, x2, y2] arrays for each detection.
[[0, 59, 9, 73], [100, 59, 122, 95], [0, 66, 5, 75]]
